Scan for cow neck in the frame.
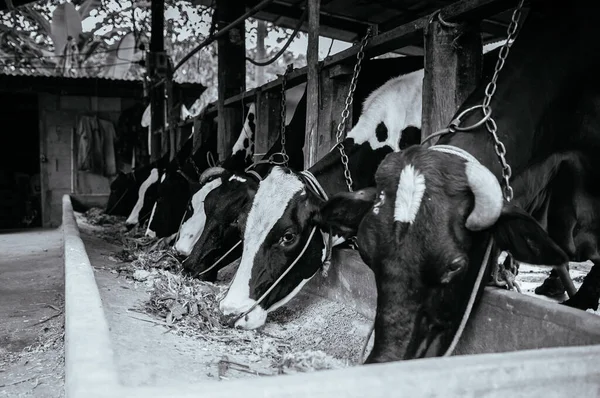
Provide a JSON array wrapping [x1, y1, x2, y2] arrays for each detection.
[[306, 138, 389, 198], [438, 2, 600, 180]]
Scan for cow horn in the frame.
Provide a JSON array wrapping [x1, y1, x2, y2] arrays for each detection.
[[464, 160, 503, 231], [429, 145, 503, 231], [199, 166, 226, 185]]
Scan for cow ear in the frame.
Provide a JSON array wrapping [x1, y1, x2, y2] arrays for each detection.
[[492, 202, 568, 266], [317, 188, 378, 238]]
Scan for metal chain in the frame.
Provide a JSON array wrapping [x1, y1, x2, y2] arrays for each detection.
[[481, 0, 524, 203], [188, 157, 201, 178], [334, 26, 373, 192], [278, 64, 293, 167]]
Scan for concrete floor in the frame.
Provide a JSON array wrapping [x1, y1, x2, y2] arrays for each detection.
[[0, 228, 63, 353], [0, 228, 65, 397]]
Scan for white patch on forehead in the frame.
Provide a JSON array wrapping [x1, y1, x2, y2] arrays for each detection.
[[394, 164, 426, 224], [126, 168, 159, 225], [145, 202, 158, 237], [220, 167, 304, 314], [347, 69, 423, 152], [231, 103, 256, 155], [173, 178, 223, 256], [229, 175, 247, 183]]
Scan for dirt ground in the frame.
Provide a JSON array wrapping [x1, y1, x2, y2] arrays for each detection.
[[0, 228, 65, 398]]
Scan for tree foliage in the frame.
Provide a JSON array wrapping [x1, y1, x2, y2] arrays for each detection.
[[0, 0, 308, 112]]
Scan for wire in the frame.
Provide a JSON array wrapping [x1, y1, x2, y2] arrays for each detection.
[[325, 37, 335, 58], [173, 0, 277, 73], [245, 2, 308, 67]]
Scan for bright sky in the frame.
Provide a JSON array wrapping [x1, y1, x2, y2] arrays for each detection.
[[80, 0, 352, 59]]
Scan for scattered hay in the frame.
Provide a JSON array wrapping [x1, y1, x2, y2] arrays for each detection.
[[139, 269, 291, 364], [80, 208, 159, 262], [83, 212, 358, 376], [130, 248, 183, 273], [276, 350, 347, 374], [84, 207, 124, 226], [0, 306, 65, 383]]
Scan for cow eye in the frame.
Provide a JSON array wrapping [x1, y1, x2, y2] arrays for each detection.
[[280, 232, 296, 245]]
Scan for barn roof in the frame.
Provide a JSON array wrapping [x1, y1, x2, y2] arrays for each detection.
[[192, 0, 530, 56], [0, 71, 206, 101]]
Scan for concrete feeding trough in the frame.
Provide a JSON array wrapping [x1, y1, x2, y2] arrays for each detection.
[[61, 195, 600, 397]]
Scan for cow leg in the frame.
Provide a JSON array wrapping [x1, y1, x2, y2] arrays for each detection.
[[554, 263, 577, 298], [562, 230, 600, 310], [562, 262, 600, 311], [535, 266, 569, 297]]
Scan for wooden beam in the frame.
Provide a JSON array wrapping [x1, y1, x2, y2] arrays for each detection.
[[221, 0, 520, 110], [303, 0, 321, 169], [421, 18, 483, 142], [254, 89, 283, 162], [312, 69, 353, 161], [216, 0, 246, 161]]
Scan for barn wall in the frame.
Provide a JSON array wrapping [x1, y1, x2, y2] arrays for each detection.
[[39, 93, 139, 227]]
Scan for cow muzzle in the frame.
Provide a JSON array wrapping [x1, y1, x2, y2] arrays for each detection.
[[219, 299, 267, 330]]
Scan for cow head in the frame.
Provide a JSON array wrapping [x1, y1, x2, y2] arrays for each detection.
[[218, 166, 337, 329], [174, 166, 230, 255], [182, 168, 261, 281], [106, 171, 137, 216], [146, 168, 193, 238], [125, 168, 161, 228], [320, 145, 568, 362]]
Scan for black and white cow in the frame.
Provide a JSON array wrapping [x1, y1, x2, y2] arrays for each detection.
[[173, 82, 310, 256], [217, 66, 424, 329], [106, 153, 170, 217], [216, 47, 504, 329], [179, 56, 432, 282], [318, 0, 600, 363], [143, 121, 219, 238], [180, 84, 309, 280], [123, 133, 200, 229]]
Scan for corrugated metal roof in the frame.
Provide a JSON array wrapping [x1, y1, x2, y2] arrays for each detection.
[[0, 67, 205, 85]]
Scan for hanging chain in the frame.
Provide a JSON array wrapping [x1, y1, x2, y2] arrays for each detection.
[[188, 157, 201, 178], [278, 64, 293, 167], [334, 26, 373, 192], [441, 0, 524, 203], [481, 0, 524, 203]]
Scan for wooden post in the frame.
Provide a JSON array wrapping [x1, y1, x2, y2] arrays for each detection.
[[303, 0, 320, 168], [309, 66, 353, 161], [254, 89, 283, 162], [216, 0, 246, 161], [421, 18, 482, 143], [148, 0, 166, 162], [256, 20, 267, 87]]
